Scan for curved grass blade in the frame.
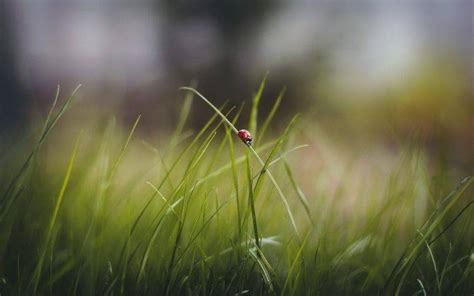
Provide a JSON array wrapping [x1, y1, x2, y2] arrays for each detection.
[[180, 87, 238, 134], [179, 87, 301, 238], [169, 81, 195, 150], [384, 176, 473, 294]]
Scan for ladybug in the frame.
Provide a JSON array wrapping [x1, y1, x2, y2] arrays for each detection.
[[238, 129, 253, 146]]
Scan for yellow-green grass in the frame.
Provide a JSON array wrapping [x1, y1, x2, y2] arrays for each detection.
[[0, 85, 472, 295]]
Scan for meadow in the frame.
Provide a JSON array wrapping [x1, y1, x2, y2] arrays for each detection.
[[0, 84, 472, 295]]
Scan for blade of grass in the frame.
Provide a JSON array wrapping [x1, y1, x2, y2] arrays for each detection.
[[202, 105, 242, 178], [249, 73, 267, 139], [139, 131, 221, 287], [179, 87, 301, 238], [108, 115, 141, 180], [267, 144, 308, 168], [240, 116, 299, 236], [246, 154, 260, 250], [169, 81, 195, 150], [163, 183, 195, 296], [31, 131, 82, 295], [80, 115, 141, 254], [257, 87, 285, 145], [196, 140, 275, 184], [227, 126, 242, 240], [416, 230, 440, 294], [136, 183, 184, 285], [226, 104, 245, 240], [119, 110, 223, 255], [385, 176, 473, 294], [179, 88, 237, 134], [283, 159, 314, 225], [248, 121, 301, 238], [251, 115, 298, 200], [282, 232, 310, 294], [416, 279, 427, 296], [248, 248, 274, 292], [156, 104, 224, 190], [174, 198, 231, 266], [0, 85, 81, 221], [115, 109, 227, 276]]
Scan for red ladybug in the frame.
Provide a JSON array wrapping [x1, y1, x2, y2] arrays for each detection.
[[238, 129, 253, 145]]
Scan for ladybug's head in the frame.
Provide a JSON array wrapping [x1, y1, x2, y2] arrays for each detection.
[[238, 129, 253, 146]]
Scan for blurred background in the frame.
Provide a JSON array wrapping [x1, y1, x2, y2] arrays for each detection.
[[0, 0, 472, 171]]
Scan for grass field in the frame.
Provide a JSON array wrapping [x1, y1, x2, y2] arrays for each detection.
[[0, 85, 472, 295]]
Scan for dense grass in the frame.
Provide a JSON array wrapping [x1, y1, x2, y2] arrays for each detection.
[[0, 85, 473, 295]]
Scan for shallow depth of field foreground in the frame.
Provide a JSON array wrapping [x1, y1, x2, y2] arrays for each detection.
[[0, 84, 472, 296]]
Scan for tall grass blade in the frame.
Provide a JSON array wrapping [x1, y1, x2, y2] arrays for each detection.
[[384, 176, 473, 294], [283, 160, 314, 225], [179, 87, 301, 238], [249, 73, 267, 139], [282, 232, 310, 294], [170, 81, 195, 149], [246, 155, 260, 250], [31, 131, 82, 295], [257, 87, 285, 145], [0, 85, 81, 221]]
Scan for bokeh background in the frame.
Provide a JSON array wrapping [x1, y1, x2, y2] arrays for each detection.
[[1, 0, 472, 171], [0, 2, 473, 294]]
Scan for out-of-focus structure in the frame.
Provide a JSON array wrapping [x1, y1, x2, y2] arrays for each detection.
[[1, 0, 472, 168]]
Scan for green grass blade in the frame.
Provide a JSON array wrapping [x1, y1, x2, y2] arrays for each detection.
[[109, 115, 141, 180], [246, 154, 260, 250], [417, 231, 440, 293], [39, 85, 61, 137], [31, 131, 82, 295], [416, 279, 427, 296], [249, 145, 300, 238], [249, 73, 267, 139], [174, 198, 230, 266], [180, 87, 301, 238], [283, 160, 314, 225], [248, 248, 274, 292], [227, 126, 242, 240], [252, 115, 298, 199], [136, 183, 184, 285], [282, 232, 310, 294], [385, 176, 473, 294], [179, 87, 238, 134], [156, 105, 223, 190], [257, 87, 285, 145], [170, 81, 195, 149], [248, 115, 301, 238], [0, 85, 81, 221]]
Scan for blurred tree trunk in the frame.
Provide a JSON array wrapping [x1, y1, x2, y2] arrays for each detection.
[[158, 0, 275, 125], [0, 0, 25, 132]]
